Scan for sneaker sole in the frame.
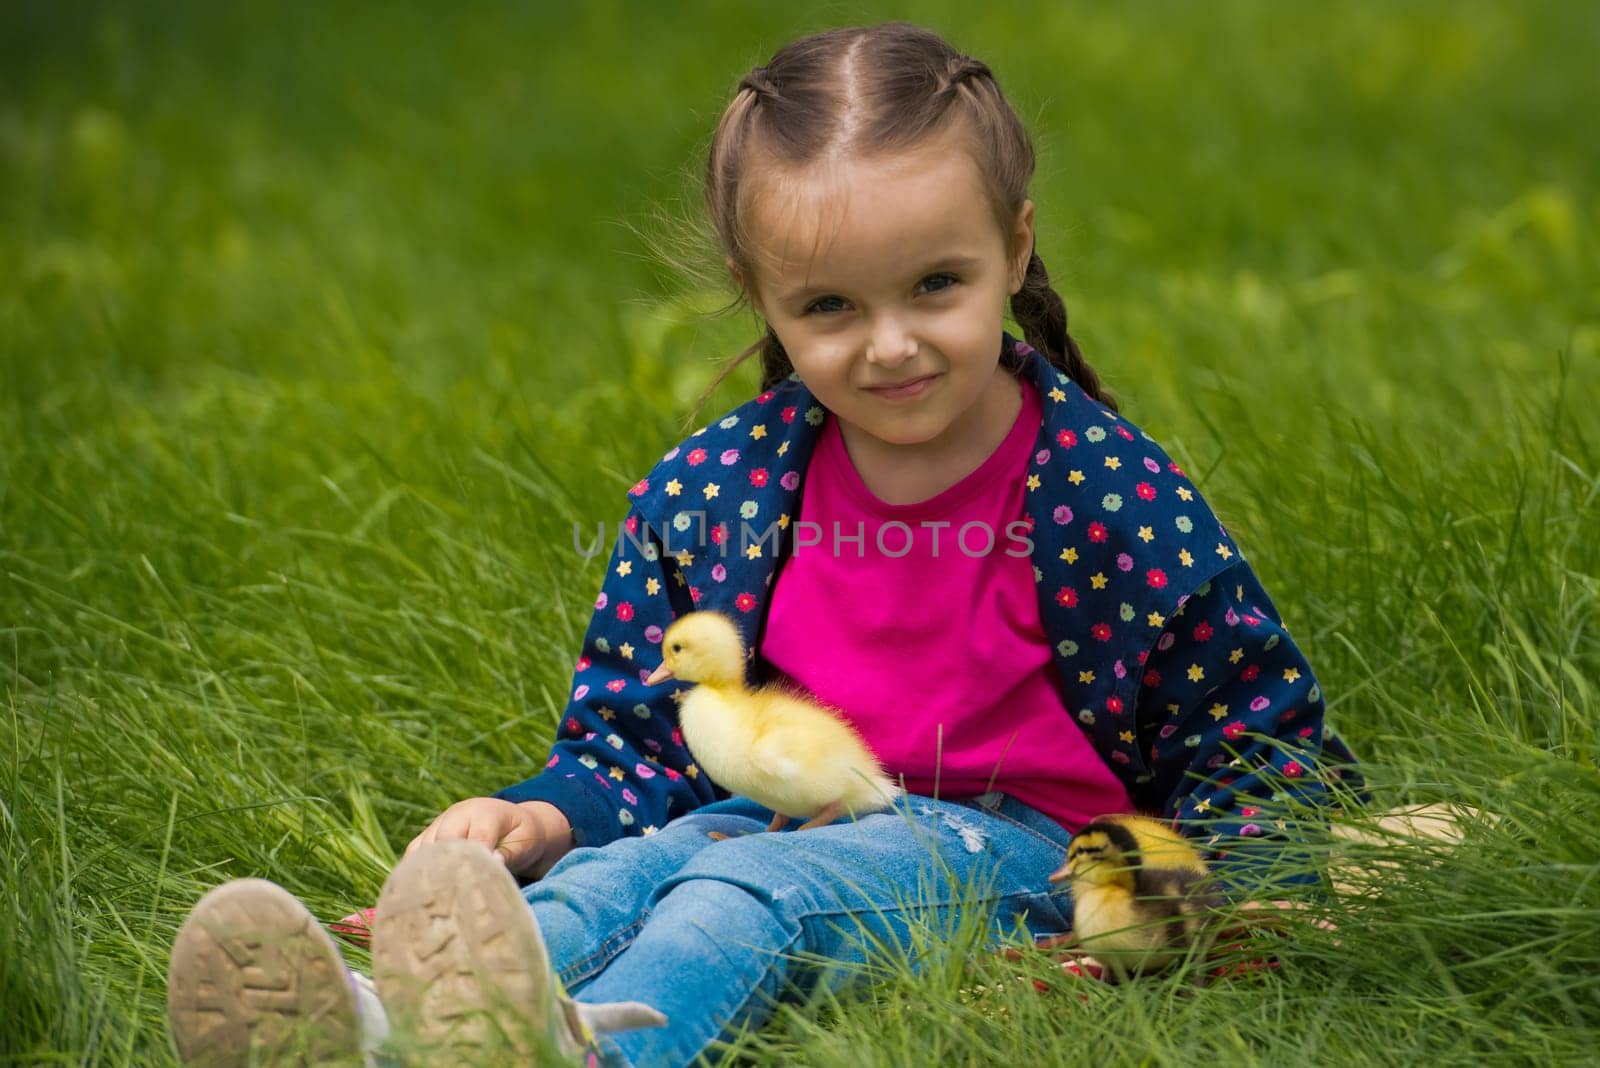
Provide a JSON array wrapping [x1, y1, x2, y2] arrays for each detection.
[[167, 878, 361, 1067], [372, 840, 568, 1064]]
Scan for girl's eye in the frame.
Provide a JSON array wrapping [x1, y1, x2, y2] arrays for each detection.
[[803, 273, 959, 316]]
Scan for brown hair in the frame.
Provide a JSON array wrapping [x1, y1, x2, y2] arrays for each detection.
[[694, 20, 1114, 416]]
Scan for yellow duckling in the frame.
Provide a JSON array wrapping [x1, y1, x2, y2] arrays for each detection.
[[1049, 813, 1217, 976], [644, 610, 899, 832]]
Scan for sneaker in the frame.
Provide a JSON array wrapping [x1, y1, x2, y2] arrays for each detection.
[[372, 840, 665, 1065], [329, 906, 377, 951], [167, 878, 363, 1066]]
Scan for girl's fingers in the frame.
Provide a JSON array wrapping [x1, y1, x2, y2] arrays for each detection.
[[409, 809, 464, 853], [399, 802, 523, 864], [404, 819, 438, 857], [496, 823, 542, 867], [1223, 899, 1339, 937], [431, 808, 472, 842], [464, 816, 502, 853], [1241, 899, 1339, 930]]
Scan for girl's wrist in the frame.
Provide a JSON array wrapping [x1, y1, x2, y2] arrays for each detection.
[[518, 800, 576, 878]]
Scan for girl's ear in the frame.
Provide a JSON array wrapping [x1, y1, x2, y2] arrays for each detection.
[[1010, 200, 1036, 296], [727, 256, 766, 318]]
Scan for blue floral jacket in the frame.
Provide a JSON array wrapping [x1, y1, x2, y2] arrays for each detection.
[[496, 334, 1360, 888]]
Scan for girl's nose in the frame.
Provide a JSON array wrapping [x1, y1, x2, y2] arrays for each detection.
[[865, 316, 918, 366]]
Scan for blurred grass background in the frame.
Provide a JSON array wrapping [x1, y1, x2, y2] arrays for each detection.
[[3, 0, 1598, 1063]]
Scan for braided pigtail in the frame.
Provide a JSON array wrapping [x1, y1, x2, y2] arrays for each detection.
[[1011, 251, 1116, 412], [755, 326, 793, 389], [686, 325, 793, 431], [937, 55, 992, 102]]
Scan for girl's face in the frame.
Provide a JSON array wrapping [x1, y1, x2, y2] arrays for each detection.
[[736, 134, 1035, 469]]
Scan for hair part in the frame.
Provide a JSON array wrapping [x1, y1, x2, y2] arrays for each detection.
[[692, 20, 1114, 419]]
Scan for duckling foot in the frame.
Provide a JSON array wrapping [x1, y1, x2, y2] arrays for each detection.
[[765, 812, 791, 833], [795, 800, 843, 831], [1033, 932, 1079, 953]]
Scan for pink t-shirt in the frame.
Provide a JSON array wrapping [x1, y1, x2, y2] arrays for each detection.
[[757, 375, 1133, 832]]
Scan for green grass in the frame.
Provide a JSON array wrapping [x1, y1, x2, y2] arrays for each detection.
[[3, 0, 1598, 1063]]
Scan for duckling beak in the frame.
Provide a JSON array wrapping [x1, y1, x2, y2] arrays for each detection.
[[644, 663, 675, 686]]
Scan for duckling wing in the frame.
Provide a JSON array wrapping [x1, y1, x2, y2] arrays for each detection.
[[743, 695, 866, 814], [1132, 864, 1207, 902], [747, 732, 807, 785], [741, 728, 841, 819]]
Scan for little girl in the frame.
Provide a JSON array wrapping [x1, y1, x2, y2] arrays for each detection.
[[167, 20, 1359, 1068]]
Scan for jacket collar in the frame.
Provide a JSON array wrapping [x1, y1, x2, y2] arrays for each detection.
[[627, 330, 1073, 655]]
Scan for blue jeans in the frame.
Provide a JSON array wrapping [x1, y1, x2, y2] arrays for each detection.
[[523, 792, 1076, 1068]]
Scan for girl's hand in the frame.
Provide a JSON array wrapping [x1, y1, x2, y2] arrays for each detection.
[[405, 797, 574, 880]]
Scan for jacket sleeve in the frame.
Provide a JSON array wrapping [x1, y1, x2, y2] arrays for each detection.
[[1131, 559, 1361, 898], [492, 504, 720, 846]]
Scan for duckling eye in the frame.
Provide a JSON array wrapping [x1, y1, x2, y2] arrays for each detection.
[[671, 642, 681, 653]]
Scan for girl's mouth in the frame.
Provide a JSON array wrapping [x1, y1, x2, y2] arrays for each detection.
[[865, 374, 939, 400]]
